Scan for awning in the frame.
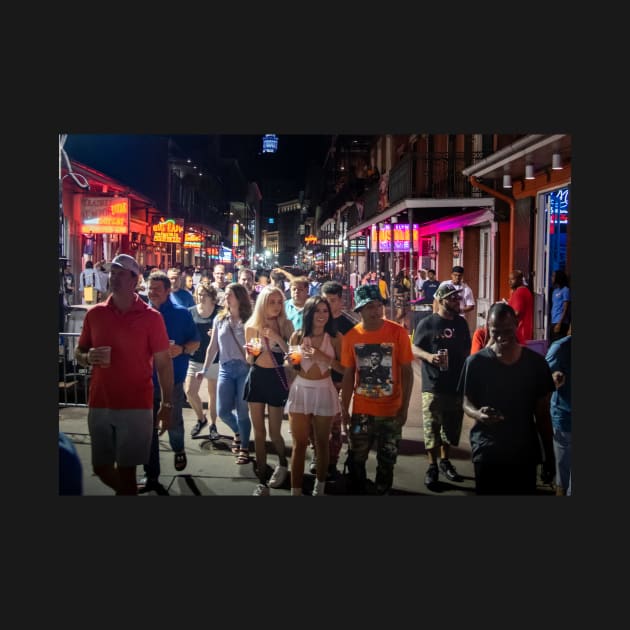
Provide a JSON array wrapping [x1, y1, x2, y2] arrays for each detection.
[[347, 197, 494, 239]]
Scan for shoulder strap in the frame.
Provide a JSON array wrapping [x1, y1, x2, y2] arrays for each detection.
[[226, 321, 246, 360]]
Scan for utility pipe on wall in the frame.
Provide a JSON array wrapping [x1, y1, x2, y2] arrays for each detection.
[[468, 176, 515, 271]]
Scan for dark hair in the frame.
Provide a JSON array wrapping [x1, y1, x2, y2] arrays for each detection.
[[321, 280, 343, 297], [428, 269, 435, 274], [219, 282, 252, 323], [553, 269, 569, 287], [148, 270, 171, 290], [488, 302, 517, 323], [301, 296, 337, 338], [452, 266, 464, 274], [85, 261, 94, 269]]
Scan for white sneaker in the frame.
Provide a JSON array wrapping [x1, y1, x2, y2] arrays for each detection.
[[312, 480, 326, 496], [253, 483, 270, 496], [268, 465, 289, 488]]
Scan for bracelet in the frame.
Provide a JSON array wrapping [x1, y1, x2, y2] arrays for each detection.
[[162, 402, 173, 409]]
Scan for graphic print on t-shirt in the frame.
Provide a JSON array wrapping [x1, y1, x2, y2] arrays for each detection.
[[355, 342, 394, 398]]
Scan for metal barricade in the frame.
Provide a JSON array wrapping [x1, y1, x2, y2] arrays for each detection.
[[58, 332, 91, 407]]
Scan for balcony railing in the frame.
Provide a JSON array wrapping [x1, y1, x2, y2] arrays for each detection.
[[387, 151, 486, 205]]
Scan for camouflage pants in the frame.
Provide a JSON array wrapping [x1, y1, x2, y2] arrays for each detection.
[[346, 413, 402, 492]]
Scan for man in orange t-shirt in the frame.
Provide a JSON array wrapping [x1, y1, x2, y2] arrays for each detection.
[[507, 270, 533, 342], [340, 284, 414, 495]]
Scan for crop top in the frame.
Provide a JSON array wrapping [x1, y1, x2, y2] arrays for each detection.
[[301, 333, 334, 376]]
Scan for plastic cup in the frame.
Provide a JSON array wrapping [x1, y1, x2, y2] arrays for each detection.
[[249, 337, 262, 357], [288, 345, 302, 365], [99, 346, 111, 368]]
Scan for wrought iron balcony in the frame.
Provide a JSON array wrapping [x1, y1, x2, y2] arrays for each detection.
[[387, 151, 486, 205]]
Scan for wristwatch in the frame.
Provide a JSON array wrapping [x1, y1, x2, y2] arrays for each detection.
[[162, 402, 173, 408]]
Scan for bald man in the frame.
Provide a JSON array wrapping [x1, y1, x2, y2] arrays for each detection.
[[507, 270, 533, 342]]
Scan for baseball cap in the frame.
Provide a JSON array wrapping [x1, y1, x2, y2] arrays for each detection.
[[434, 283, 463, 301], [353, 284, 384, 312], [110, 254, 140, 276]]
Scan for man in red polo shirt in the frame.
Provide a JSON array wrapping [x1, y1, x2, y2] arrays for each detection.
[[507, 270, 533, 342], [76, 254, 174, 495]]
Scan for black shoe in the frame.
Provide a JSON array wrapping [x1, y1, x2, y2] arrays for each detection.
[[327, 464, 339, 481], [309, 457, 317, 475], [137, 477, 169, 495], [191, 418, 208, 438], [439, 459, 463, 482], [424, 464, 439, 488]]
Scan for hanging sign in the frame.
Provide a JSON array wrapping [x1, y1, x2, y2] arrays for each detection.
[[152, 217, 185, 243], [80, 197, 129, 234]]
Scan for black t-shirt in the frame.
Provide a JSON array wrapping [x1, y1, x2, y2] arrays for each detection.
[[421, 280, 440, 303], [458, 347, 555, 464], [188, 304, 220, 364], [330, 312, 358, 384], [413, 313, 471, 393]]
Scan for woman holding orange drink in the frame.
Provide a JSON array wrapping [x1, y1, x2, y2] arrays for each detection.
[[285, 296, 343, 496]]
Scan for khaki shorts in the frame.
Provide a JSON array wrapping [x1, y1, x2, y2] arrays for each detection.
[[421, 392, 463, 450]]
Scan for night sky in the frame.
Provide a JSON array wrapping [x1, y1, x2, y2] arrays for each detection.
[[64, 133, 333, 214], [172, 133, 332, 192]]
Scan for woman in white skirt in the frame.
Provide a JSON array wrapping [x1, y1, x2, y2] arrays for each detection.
[[285, 296, 343, 496]]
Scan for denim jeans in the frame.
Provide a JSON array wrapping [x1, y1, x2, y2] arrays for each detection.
[[144, 381, 185, 482], [553, 428, 572, 491], [217, 359, 252, 448]]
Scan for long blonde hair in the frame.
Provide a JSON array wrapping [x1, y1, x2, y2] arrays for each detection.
[[245, 285, 292, 340]]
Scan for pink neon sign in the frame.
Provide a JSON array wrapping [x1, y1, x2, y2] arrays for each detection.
[[376, 224, 420, 252]]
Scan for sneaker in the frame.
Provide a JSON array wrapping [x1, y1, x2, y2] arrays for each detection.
[[424, 464, 439, 488], [312, 480, 326, 496], [439, 459, 463, 482], [137, 477, 169, 495], [309, 457, 317, 475], [190, 417, 208, 438], [253, 483, 270, 496], [268, 465, 289, 488], [208, 424, 220, 441]]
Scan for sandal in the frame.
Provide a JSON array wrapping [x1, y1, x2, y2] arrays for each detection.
[[235, 448, 250, 465], [231, 435, 241, 454]]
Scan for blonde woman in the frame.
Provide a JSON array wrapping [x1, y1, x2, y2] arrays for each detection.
[[199, 283, 253, 464], [186, 285, 221, 440], [244, 285, 294, 496], [285, 296, 342, 496]]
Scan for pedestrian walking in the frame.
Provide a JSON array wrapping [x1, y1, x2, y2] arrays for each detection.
[[413, 283, 471, 489], [76, 254, 174, 495], [244, 285, 294, 495], [459, 302, 555, 495], [139, 270, 200, 493], [200, 283, 253, 465], [340, 284, 414, 495]]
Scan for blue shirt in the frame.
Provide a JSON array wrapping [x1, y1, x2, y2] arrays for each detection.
[[545, 335, 571, 432], [285, 299, 304, 333], [551, 286, 570, 324], [151, 295, 200, 384], [170, 289, 196, 309]]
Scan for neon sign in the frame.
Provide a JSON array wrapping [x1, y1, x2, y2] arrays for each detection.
[[262, 134, 278, 153], [377, 223, 420, 252], [80, 196, 129, 234], [152, 217, 185, 243]]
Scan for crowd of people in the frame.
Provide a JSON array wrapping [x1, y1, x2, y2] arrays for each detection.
[[64, 255, 571, 498]]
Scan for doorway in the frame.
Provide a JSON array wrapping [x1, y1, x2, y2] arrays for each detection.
[[476, 226, 492, 330]]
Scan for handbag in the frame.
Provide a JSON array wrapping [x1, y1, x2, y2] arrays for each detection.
[[84, 286, 95, 302]]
